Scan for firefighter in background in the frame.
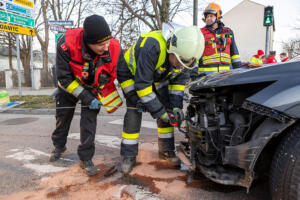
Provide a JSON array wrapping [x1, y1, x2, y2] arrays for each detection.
[[49, 15, 126, 176], [248, 49, 264, 68], [280, 52, 289, 62], [117, 26, 205, 174], [265, 50, 277, 64], [191, 3, 241, 80]]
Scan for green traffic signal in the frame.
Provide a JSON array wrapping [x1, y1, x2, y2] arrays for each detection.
[[264, 14, 273, 26], [264, 6, 273, 27]]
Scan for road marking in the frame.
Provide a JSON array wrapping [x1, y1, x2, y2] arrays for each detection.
[[6, 147, 72, 162], [113, 185, 127, 199], [6, 147, 49, 161], [109, 119, 157, 129], [120, 184, 161, 200], [6, 148, 69, 175], [23, 163, 67, 176], [68, 133, 121, 149]]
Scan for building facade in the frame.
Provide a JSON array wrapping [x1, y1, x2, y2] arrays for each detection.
[[222, 0, 275, 62]]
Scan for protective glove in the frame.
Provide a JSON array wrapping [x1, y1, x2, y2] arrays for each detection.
[[78, 89, 96, 105], [89, 98, 102, 109], [160, 112, 170, 123], [173, 107, 184, 123], [136, 100, 147, 113]]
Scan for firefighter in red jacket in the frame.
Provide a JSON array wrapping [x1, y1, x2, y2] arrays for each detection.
[[49, 15, 126, 176], [191, 3, 241, 80], [265, 51, 277, 64], [280, 52, 289, 62]]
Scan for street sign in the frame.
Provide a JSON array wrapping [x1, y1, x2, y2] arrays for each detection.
[[0, 21, 35, 35], [0, 1, 34, 17], [0, 10, 34, 27], [55, 33, 63, 43], [49, 24, 67, 32], [48, 20, 73, 26], [5, 1, 32, 17], [9, 0, 33, 8]]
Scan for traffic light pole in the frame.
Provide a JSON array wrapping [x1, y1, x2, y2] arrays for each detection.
[[193, 0, 198, 25], [265, 26, 270, 57]]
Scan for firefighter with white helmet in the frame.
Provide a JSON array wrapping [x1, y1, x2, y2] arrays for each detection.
[[117, 25, 205, 174]]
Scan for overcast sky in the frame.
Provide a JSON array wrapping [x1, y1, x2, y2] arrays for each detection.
[[44, 0, 300, 53]]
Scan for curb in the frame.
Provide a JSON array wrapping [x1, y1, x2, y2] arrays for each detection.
[[1, 108, 128, 117], [2, 108, 81, 115]]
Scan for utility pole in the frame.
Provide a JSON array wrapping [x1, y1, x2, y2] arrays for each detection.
[[16, 34, 22, 97], [193, 0, 198, 25], [30, 36, 35, 90]]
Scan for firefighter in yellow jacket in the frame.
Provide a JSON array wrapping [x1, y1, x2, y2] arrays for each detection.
[[117, 26, 205, 174]]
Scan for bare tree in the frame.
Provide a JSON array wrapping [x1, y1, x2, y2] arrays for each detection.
[[34, 0, 90, 86], [0, 0, 89, 87], [94, 0, 195, 49], [35, 0, 51, 86], [0, 32, 15, 71], [281, 38, 300, 59], [0, 31, 33, 86]]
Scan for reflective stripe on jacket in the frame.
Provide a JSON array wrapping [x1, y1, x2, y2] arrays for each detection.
[[250, 56, 263, 65], [65, 28, 122, 113], [118, 31, 188, 118], [197, 25, 240, 75]]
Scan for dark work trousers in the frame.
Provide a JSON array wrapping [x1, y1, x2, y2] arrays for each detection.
[[51, 88, 100, 161], [120, 84, 175, 157]]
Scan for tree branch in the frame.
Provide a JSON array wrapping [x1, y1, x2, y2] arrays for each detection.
[[120, 0, 155, 30]]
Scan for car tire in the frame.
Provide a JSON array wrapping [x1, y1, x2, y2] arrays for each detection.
[[270, 124, 300, 200]]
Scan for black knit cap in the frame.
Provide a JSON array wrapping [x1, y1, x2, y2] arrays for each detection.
[[83, 15, 112, 44]]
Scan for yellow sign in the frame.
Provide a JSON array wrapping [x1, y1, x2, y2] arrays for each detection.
[[13, 0, 34, 8], [0, 22, 35, 36]]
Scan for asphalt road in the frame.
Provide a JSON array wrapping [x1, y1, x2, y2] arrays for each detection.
[[0, 108, 271, 200]]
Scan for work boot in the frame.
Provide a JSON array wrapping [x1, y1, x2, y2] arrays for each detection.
[[120, 156, 136, 175], [49, 147, 66, 162], [79, 160, 99, 176], [159, 150, 181, 166]]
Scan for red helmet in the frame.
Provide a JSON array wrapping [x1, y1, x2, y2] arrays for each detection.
[[257, 49, 264, 56]]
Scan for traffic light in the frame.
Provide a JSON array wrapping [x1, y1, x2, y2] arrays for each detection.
[[264, 6, 273, 26]]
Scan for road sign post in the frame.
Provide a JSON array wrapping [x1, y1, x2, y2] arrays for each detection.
[[16, 34, 22, 97], [30, 35, 34, 90]]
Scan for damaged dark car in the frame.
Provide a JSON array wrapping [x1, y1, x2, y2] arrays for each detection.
[[178, 61, 300, 200]]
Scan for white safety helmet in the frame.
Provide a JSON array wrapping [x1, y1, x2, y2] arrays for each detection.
[[166, 26, 205, 70]]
